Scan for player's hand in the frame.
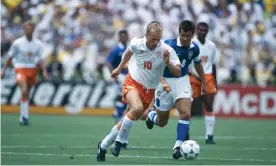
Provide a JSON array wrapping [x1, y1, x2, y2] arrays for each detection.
[[202, 81, 207, 94], [111, 67, 121, 78], [1, 71, 5, 79], [163, 49, 170, 64], [162, 83, 172, 93], [42, 70, 48, 80]]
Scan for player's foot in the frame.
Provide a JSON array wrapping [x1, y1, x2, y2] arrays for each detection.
[[111, 141, 122, 157], [205, 135, 216, 144], [145, 109, 155, 129], [121, 143, 128, 150], [97, 141, 107, 161], [172, 147, 182, 160], [19, 117, 29, 126], [145, 117, 154, 129], [185, 133, 190, 141]]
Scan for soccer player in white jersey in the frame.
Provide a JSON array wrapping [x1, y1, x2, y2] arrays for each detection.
[[145, 20, 207, 159], [189, 22, 217, 144], [1, 21, 47, 125], [97, 21, 181, 161]]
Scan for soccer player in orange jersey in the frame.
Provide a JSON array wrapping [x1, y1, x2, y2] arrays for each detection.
[[1, 21, 48, 125], [189, 22, 217, 144]]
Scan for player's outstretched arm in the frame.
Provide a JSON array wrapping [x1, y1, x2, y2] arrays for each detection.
[[111, 48, 133, 78], [1, 57, 13, 79]]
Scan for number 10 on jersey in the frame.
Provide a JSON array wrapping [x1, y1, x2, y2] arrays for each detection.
[[144, 61, 152, 70]]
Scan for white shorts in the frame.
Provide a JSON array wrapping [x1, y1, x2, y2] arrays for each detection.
[[154, 75, 192, 111]]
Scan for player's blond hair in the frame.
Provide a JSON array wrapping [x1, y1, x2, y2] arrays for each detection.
[[146, 21, 163, 34]]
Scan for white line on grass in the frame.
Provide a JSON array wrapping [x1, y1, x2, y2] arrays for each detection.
[[2, 134, 276, 140], [2, 145, 276, 151], [2, 152, 276, 163]]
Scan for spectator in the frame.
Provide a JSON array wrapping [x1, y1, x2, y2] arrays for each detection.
[[47, 54, 63, 81]]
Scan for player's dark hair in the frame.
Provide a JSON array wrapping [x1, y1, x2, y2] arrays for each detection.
[[179, 20, 195, 34], [119, 29, 128, 36], [197, 22, 209, 30]]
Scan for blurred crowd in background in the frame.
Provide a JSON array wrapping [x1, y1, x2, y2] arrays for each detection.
[[1, 0, 276, 86]]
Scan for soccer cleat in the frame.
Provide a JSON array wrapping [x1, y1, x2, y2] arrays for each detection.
[[97, 141, 107, 161], [145, 117, 154, 129], [205, 135, 216, 144], [19, 117, 29, 126], [172, 147, 182, 160], [111, 141, 122, 157], [121, 143, 128, 150]]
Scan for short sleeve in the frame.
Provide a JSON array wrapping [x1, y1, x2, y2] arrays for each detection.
[[210, 44, 217, 64], [192, 45, 201, 63], [129, 38, 139, 54], [168, 46, 180, 65]]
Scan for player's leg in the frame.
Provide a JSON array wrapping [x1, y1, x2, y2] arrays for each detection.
[[15, 70, 30, 125], [147, 106, 170, 128], [146, 83, 173, 129], [203, 94, 216, 144], [203, 74, 217, 144], [172, 98, 192, 159], [97, 121, 122, 161], [188, 75, 202, 140], [98, 106, 130, 161], [139, 99, 154, 121], [18, 80, 30, 125], [111, 89, 145, 157]]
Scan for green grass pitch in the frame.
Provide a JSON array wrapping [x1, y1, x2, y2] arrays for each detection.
[[1, 114, 276, 165]]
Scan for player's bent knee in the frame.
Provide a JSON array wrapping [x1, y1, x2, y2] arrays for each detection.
[[178, 110, 191, 120], [158, 120, 168, 127], [130, 105, 144, 119]]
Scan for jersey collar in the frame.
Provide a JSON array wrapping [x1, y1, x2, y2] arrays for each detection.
[[177, 37, 195, 48], [118, 42, 126, 49]]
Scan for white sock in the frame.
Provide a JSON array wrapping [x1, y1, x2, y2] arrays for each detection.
[[20, 100, 29, 119], [205, 115, 216, 139], [101, 125, 119, 149], [148, 110, 157, 124], [115, 115, 135, 143], [173, 140, 183, 150]]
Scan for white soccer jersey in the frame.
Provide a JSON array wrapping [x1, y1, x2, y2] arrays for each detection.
[[8, 36, 44, 68], [128, 37, 180, 89], [190, 37, 216, 76]]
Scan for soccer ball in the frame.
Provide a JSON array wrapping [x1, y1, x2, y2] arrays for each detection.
[[180, 140, 200, 160]]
